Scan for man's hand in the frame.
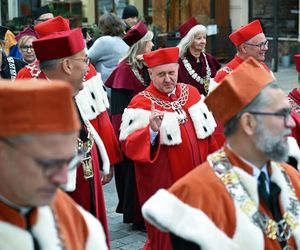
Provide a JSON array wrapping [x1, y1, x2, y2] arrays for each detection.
[[102, 166, 114, 185], [149, 102, 164, 132]]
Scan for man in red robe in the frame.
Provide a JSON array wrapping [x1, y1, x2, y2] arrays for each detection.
[[287, 54, 300, 168], [143, 57, 300, 250], [214, 19, 273, 84], [119, 47, 219, 250], [0, 80, 108, 249], [31, 21, 122, 249]]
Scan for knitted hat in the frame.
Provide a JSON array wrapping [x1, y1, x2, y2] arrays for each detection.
[[32, 5, 52, 20], [0, 79, 80, 136], [205, 57, 274, 125], [123, 21, 147, 46], [229, 19, 263, 46], [143, 47, 179, 68], [33, 28, 84, 61], [122, 5, 139, 19]]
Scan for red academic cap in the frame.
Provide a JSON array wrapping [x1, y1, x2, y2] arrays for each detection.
[[205, 57, 274, 125], [35, 16, 70, 38], [0, 79, 80, 136], [229, 19, 263, 46], [143, 47, 179, 68], [179, 17, 198, 38], [123, 21, 148, 46], [33, 28, 85, 61], [294, 55, 300, 73]]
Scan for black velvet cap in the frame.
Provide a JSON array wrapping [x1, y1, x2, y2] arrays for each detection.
[[32, 5, 51, 20], [122, 5, 139, 19]]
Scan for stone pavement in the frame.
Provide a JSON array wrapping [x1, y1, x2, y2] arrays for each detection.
[[104, 179, 146, 250], [103, 64, 297, 250]]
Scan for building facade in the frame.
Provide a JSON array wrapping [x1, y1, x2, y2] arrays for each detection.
[[1, 0, 299, 67]]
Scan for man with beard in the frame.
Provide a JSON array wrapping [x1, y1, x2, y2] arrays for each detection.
[[142, 57, 300, 250]]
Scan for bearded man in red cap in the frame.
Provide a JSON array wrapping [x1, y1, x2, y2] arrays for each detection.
[[31, 23, 123, 249], [214, 19, 272, 84], [142, 57, 300, 250], [0, 80, 108, 249], [119, 47, 219, 250]]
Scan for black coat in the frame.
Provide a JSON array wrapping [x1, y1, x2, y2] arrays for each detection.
[[0, 52, 26, 80]]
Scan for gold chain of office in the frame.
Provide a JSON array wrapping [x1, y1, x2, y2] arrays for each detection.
[[208, 149, 299, 245], [181, 52, 211, 93], [138, 83, 189, 110]]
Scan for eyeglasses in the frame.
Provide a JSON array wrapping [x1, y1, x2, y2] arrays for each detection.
[[20, 45, 34, 52], [244, 40, 269, 50], [249, 107, 292, 126], [69, 57, 91, 66], [0, 137, 83, 177]]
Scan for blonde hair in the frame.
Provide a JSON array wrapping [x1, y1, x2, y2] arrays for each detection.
[[177, 24, 206, 58], [17, 35, 36, 49], [121, 30, 153, 68]]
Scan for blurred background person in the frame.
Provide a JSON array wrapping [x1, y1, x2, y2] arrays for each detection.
[[4, 29, 17, 56], [0, 26, 26, 80], [10, 5, 54, 59], [122, 5, 139, 32], [105, 21, 153, 228], [32, 4, 54, 25], [82, 27, 94, 49], [177, 17, 221, 96], [17, 35, 37, 64], [88, 13, 128, 84]]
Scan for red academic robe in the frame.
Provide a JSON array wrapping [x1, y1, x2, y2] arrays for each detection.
[[288, 88, 300, 147], [214, 54, 271, 83], [120, 82, 219, 250], [105, 60, 150, 224], [142, 146, 300, 250], [178, 50, 221, 96], [15, 63, 122, 249], [0, 189, 108, 249], [211, 55, 272, 148], [16, 60, 46, 79]]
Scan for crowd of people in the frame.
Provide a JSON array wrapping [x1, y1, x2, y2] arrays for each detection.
[[0, 4, 300, 250]]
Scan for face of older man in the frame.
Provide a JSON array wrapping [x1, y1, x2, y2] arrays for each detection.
[[252, 88, 295, 162], [148, 63, 179, 94], [67, 50, 90, 95], [0, 132, 78, 206], [242, 33, 268, 62]]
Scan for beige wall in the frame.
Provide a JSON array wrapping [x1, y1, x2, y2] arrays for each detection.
[[82, 0, 95, 24], [229, 0, 249, 31]]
